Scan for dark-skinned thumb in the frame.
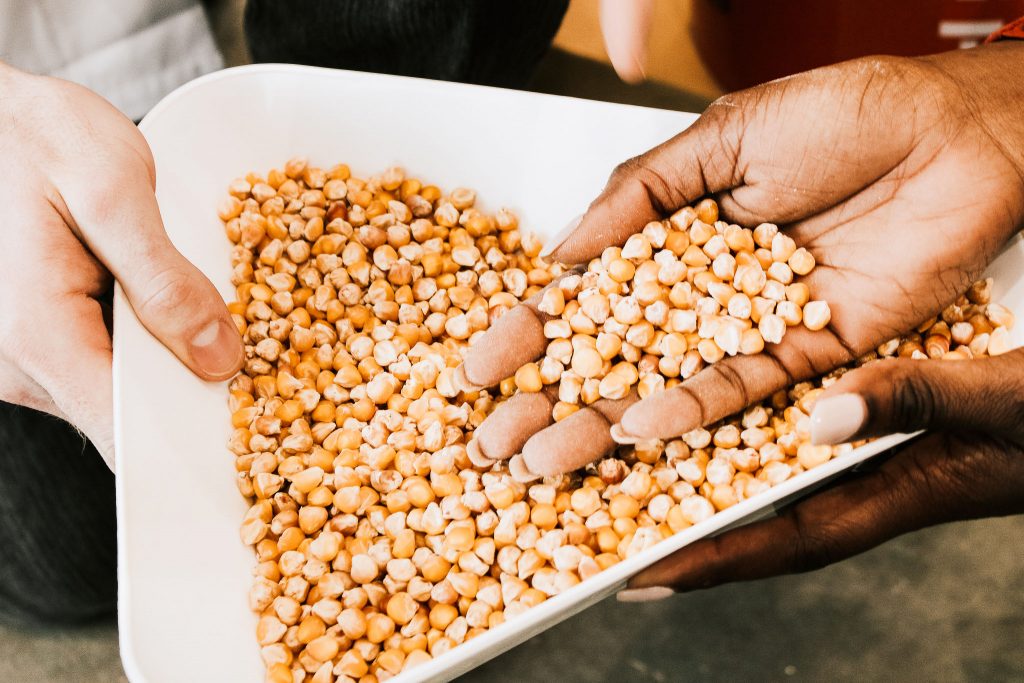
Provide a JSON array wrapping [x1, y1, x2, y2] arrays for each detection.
[[809, 349, 1024, 445]]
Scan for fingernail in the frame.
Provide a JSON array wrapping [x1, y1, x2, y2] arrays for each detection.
[[610, 423, 662, 447], [189, 319, 243, 378], [616, 586, 674, 603], [610, 423, 639, 445], [467, 439, 497, 469], [539, 214, 583, 259], [810, 393, 868, 445], [509, 454, 542, 483], [453, 364, 485, 393]]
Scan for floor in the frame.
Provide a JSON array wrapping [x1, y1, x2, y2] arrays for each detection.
[[8, 7, 1023, 683]]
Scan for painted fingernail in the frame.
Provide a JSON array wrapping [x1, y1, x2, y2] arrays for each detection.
[[609, 423, 638, 444], [453, 364, 485, 393], [616, 586, 674, 603], [810, 393, 868, 445], [611, 423, 662, 447], [509, 454, 542, 483], [467, 439, 497, 469], [539, 214, 583, 259], [189, 319, 243, 378]]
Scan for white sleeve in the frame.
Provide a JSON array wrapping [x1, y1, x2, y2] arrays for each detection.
[[0, 1, 223, 120]]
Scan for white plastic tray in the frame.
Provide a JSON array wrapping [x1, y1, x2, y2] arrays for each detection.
[[113, 64, 1024, 683]]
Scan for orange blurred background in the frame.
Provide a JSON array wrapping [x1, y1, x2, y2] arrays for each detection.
[[555, 0, 1024, 97]]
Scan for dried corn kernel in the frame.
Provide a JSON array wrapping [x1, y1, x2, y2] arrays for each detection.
[[225, 168, 1013, 682]]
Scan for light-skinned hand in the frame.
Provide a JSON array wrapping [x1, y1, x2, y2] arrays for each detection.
[[0, 63, 243, 466]]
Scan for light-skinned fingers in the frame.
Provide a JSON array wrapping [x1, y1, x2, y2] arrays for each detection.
[[0, 361, 70, 421], [544, 106, 744, 264], [599, 0, 653, 84], [17, 297, 115, 467], [627, 437, 938, 593], [811, 348, 1024, 446], [57, 166, 242, 381], [520, 393, 638, 477], [457, 296, 550, 391]]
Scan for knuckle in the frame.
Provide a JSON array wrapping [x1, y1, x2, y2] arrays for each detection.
[[670, 385, 707, 430], [893, 379, 932, 430], [608, 155, 645, 185], [881, 360, 939, 431], [135, 267, 205, 325], [992, 353, 1024, 436], [610, 155, 681, 216], [708, 363, 752, 415], [787, 509, 844, 573], [78, 190, 119, 227], [880, 447, 952, 520], [848, 54, 913, 77]]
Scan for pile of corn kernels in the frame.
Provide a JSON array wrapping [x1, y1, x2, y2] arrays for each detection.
[[512, 199, 831, 419], [220, 160, 1013, 683]]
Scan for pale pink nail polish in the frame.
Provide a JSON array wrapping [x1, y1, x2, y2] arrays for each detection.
[[539, 214, 583, 259], [467, 439, 497, 468], [610, 424, 660, 449], [810, 393, 868, 445], [453, 364, 485, 393], [616, 586, 674, 603], [509, 454, 542, 483]]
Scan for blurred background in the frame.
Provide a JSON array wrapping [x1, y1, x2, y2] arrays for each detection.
[[7, 1, 1022, 681]]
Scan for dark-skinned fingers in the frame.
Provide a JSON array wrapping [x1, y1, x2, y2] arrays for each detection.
[[619, 434, 948, 599], [454, 304, 547, 391], [515, 392, 639, 479], [467, 389, 556, 466], [57, 161, 243, 381], [613, 354, 787, 442], [615, 325, 853, 441], [454, 272, 588, 391], [541, 103, 744, 265], [811, 348, 1024, 446]]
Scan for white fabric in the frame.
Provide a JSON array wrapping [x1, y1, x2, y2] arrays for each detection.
[[0, 1, 223, 120]]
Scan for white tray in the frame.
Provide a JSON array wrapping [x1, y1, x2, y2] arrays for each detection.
[[113, 63, 1024, 683]]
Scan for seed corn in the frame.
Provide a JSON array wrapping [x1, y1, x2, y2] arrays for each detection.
[[223, 167, 1013, 682]]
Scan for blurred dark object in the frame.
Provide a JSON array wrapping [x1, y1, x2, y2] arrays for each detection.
[[244, 0, 569, 88], [692, 0, 1024, 91], [0, 402, 115, 625]]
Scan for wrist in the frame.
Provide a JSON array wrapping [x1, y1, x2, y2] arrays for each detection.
[[921, 42, 1024, 190]]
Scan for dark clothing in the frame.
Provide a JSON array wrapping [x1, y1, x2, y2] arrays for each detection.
[[0, 402, 116, 624], [1, 0, 568, 624], [244, 0, 569, 88]]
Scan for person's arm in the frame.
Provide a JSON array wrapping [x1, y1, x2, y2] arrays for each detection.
[[0, 62, 243, 465], [447, 40, 1024, 589], [456, 40, 1024, 478]]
